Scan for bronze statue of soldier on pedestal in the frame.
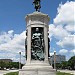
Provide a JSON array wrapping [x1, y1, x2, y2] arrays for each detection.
[[33, 0, 41, 12]]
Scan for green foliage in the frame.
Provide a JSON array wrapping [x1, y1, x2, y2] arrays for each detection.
[[4, 72, 18, 75], [52, 56, 75, 70], [0, 61, 6, 69], [56, 63, 62, 69], [10, 62, 19, 69], [52, 63, 62, 69], [61, 61, 68, 69], [0, 61, 24, 70], [68, 56, 75, 70], [56, 72, 73, 75]]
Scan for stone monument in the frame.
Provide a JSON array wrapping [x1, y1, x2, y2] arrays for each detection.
[[19, 0, 56, 75]]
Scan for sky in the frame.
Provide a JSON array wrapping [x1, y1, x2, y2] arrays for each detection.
[[0, 0, 75, 63]]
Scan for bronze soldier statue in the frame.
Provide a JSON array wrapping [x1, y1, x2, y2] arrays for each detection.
[[33, 0, 41, 12]]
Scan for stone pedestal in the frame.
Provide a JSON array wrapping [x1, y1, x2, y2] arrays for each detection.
[[19, 66, 56, 75], [19, 60, 56, 75], [19, 12, 56, 75]]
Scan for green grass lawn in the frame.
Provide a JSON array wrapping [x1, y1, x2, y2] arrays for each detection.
[[4, 72, 18, 75], [56, 72, 73, 75], [4, 71, 73, 75]]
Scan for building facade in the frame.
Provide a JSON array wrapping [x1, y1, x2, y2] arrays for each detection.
[[50, 55, 66, 65], [0, 59, 12, 63]]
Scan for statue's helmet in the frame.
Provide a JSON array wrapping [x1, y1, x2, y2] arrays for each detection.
[[36, 28, 39, 31]]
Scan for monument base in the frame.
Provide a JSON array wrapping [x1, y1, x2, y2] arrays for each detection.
[[19, 61, 56, 75]]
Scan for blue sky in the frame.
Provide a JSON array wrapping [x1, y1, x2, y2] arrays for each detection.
[[0, 0, 74, 63]]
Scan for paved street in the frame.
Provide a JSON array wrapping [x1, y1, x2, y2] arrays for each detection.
[[0, 70, 18, 75], [58, 70, 75, 75]]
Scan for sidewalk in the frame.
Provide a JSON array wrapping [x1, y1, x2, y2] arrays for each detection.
[[57, 70, 75, 75]]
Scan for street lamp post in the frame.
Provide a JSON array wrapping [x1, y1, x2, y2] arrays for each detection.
[[54, 51, 56, 69], [19, 52, 21, 69]]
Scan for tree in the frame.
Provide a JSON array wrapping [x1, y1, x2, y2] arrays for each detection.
[[56, 63, 62, 69], [0, 61, 23, 69], [0, 61, 6, 70], [52, 63, 62, 69], [61, 61, 68, 69], [68, 56, 75, 70]]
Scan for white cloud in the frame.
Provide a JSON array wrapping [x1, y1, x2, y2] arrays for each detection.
[[0, 52, 16, 59], [65, 24, 74, 32], [49, 1, 75, 61], [49, 24, 55, 38], [49, 1, 75, 49], [8, 30, 14, 34], [56, 35, 74, 48], [70, 49, 75, 55], [58, 49, 75, 60], [11, 55, 25, 64], [49, 24, 69, 40], [0, 30, 14, 44], [0, 30, 26, 62], [50, 52, 54, 56], [54, 1, 74, 25], [59, 49, 68, 54]]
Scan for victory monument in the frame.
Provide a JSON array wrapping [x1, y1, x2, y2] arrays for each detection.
[[19, 0, 56, 75]]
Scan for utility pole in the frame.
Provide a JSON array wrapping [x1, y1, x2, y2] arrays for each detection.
[[54, 51, 56, 69], [19, 52, 21, 69]]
